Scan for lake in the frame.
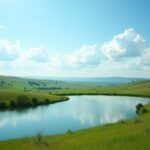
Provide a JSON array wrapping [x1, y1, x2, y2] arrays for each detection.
[[0, 95, 149, 140]]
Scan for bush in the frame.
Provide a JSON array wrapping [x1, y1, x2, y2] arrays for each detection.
[[134, 117, 142, 123], [67, 129, 73, 134], [0, 102, 7, 109], [136, 103, 148, 115], [32, 97, 38, 105], [44, 99, 50, 104], [9, 100, 16, 108], [136, 103, 143, 110], [119, 119, 126, 124], [32, 131, 48, 146], [16, 95, 31, 107], [141, 108, 148, 114]]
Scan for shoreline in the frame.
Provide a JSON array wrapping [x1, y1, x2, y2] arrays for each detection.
[[1, 92, 150, 111], [55, 93, 150, 98], [0, 96, 69, 111]]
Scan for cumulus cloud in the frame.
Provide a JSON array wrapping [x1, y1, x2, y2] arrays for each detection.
[[0, 39, 49, 64], [0, 40, 19, 61], [65, 44, 101, 67], [0, 28, 150, 77], [22, 47, 49, 63], [49, 45, 101, 69], [101, 28, 145, 60]]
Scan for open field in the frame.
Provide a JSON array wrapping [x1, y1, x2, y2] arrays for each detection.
[[53, 80, 150, 97]]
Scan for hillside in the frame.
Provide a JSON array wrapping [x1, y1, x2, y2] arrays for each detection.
[[0, 75, 70, 105], [0, 75, 150, 104]]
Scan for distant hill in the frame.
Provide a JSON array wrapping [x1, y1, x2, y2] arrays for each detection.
[[26, 76, 148, 84], [0, 75, 149, 87]]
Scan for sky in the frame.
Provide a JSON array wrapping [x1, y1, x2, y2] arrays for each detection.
[[0, 0, 150, 77]]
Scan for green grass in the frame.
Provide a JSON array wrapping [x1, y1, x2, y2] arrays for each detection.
[[0, 89, 68, 103], [53, 80, 150, 97], [0, 75, 70, 104]]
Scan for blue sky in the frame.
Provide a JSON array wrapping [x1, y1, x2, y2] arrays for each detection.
[[0, 0, 150, 77]]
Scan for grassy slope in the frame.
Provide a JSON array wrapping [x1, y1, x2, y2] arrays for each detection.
[[0, 89, 67, 103], [54, 80, 150, 97], [0, 104, 150, 150], [0, 75, 71, 103]]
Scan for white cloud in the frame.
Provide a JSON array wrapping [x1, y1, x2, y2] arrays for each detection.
[[101, 28, 145, 60], [0, 39, 49, 63], [0, 28, 150, 77], [22, 47, 49, 63], [0, 40, 19, 61], [65, 44, 101, 68], [49, 53, 65, 68], [49, 45, 101, 69]]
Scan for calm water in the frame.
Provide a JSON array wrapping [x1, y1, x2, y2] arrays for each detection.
[[0, 95, 149, 140]]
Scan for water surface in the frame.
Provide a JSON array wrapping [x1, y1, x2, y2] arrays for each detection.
[[0, 95, 149, 140]]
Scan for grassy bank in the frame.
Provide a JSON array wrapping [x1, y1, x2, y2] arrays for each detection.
[[53, 80, 150, 98], [0, 76, 70, 109], [0, 89, 69, 109]]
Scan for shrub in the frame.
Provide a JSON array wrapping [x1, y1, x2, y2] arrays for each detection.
[[32, 97, 38, 105], [136, 103, 143, 110], [141, 108, 148, 114], [32, 131, 48, 146], [119, 119, 126, 124], [67, 129, 73, 134], [136, 103, 148, 115], [0, 102, 7, 109], [44, 99, 50, 104], [16, 95, 30, 107], [9, 100, 16, 108]]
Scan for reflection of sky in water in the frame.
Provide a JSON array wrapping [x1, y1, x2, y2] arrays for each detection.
[[0, 96, 149, 140]]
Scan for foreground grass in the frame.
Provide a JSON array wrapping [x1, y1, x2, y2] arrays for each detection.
[[0, 103, 150, 150]]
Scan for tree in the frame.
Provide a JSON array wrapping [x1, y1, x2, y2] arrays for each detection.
[[0, 102, 7, 109], [32, 97, 38, 105], [16, 95, 30, 107], [136, 103, 148, 115], [9, 100, 16, 108], [44, 99, 50, 104]]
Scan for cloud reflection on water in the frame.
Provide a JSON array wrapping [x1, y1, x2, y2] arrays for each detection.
[[0, 96, 149, 140]]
